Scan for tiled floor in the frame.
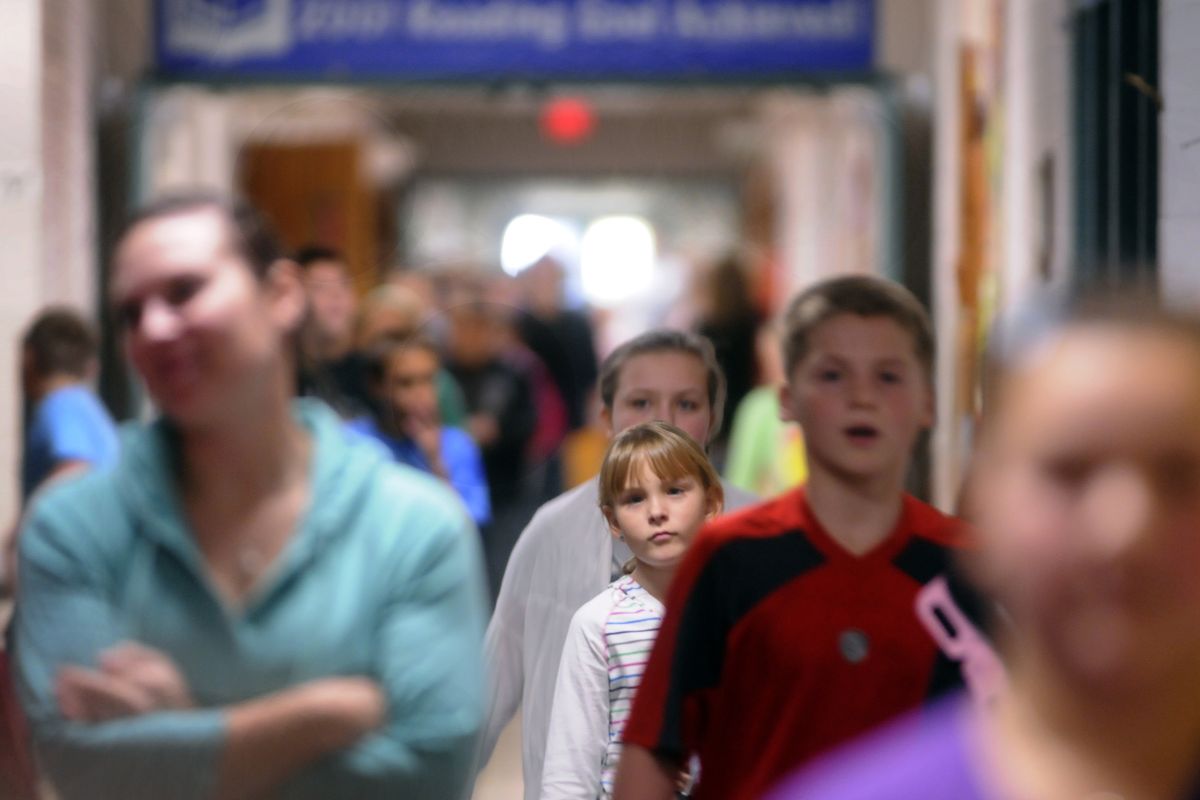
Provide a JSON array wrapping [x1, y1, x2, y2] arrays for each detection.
[[473, 715, 524, 800]]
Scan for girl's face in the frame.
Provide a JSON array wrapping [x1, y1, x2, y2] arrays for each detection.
[[974, 326, 1200, 693], [603, 351, 713, 446], [111, 207, 302, 429], [380, 346, 440, 426], [606, 460, 719, 570]]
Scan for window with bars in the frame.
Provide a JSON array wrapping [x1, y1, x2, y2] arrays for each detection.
[[1071, 0, 1160, 288]]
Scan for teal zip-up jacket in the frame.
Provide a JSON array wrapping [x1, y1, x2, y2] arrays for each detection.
[[9, 399, 487, 799]]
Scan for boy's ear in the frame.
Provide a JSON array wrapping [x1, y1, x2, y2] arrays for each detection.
[[778, 383, 796, 423], [920, 381, 936, 429], [600, 405, 615, 437]]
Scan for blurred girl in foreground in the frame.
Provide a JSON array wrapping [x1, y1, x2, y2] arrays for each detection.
[[541, 422, 723, 799]]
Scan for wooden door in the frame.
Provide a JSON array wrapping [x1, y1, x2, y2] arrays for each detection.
[[239, 141, 379, 293]]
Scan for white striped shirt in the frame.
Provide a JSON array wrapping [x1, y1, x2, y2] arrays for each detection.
[[541, 576, 664, 800]]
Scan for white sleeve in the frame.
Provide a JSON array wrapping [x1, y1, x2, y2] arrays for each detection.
[[479, 585, 523, 767], [478, 507, 543, 767], [539, 598, 610, 800]]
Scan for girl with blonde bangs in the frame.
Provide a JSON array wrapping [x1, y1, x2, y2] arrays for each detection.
[[598, 423, 724, 545], [542, 422, 723, 799]]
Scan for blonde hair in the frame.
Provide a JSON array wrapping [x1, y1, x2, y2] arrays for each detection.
[[598, 421, 725, 573], [354, 285, 425, 349], [782, 275, 934, 383]]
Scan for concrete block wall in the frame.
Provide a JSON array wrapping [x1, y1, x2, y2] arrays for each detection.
[[0, 0, 50, 528], [929, 0, 1074, 509], [0, 0, 98, 526]]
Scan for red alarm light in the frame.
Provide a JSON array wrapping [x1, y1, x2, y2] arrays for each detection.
[[540, 97, 596, 145]]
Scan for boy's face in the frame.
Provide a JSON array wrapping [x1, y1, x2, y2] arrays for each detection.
[[973, 327, 1200, 693], [302, 261, 356, 344], [782, 313, 932, 485], [379, 346, 440, 428], [602, 351, 713, 446]]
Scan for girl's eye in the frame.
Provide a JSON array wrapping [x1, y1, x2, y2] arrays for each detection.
[[116, 301, 142, 331], [628, 398, 650, 410], [678, 399, 700, 411], [818, 369, 842, 382], [879, 371, 902, 384], [1041, 456, 1092, 491], [620, 492, 645, 505], [165, 277, 204, 307]]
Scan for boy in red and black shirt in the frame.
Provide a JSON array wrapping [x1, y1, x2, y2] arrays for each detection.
[[615, 276, 975, 800]]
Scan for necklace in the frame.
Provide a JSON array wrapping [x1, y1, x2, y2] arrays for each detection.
[[235, 541, 269, 585]]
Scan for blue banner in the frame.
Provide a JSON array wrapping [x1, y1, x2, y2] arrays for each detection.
[[155, 0, 875, 79]]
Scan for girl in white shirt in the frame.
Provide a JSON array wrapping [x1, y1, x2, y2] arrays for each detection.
[[542, 421, 724, 800]]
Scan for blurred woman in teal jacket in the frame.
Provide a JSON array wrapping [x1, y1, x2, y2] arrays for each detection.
[[8, 194, 488, 799]]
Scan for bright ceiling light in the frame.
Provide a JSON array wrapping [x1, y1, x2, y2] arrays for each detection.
[[580, 216, 656, 307], [500, 214, 577, 276]]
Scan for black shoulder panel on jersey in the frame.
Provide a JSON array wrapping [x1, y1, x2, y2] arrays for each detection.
[[891, 536, 953, 586], [673, 529, 826, 697]]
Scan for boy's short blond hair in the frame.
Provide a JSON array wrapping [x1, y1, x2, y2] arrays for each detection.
[[781, 275, 935, 382]]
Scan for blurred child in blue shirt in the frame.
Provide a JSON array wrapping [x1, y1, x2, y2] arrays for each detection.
[[20, 307, 119, 503], [349, 333, 491, 527]]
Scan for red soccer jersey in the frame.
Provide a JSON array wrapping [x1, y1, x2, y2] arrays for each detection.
[[622, 487, 972, 800]]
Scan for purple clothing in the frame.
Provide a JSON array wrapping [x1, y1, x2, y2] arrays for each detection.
[[764, 696, 993, 800]]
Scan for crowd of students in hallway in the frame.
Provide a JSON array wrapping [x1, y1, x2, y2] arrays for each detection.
[[4, 192, 1200, 800]]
